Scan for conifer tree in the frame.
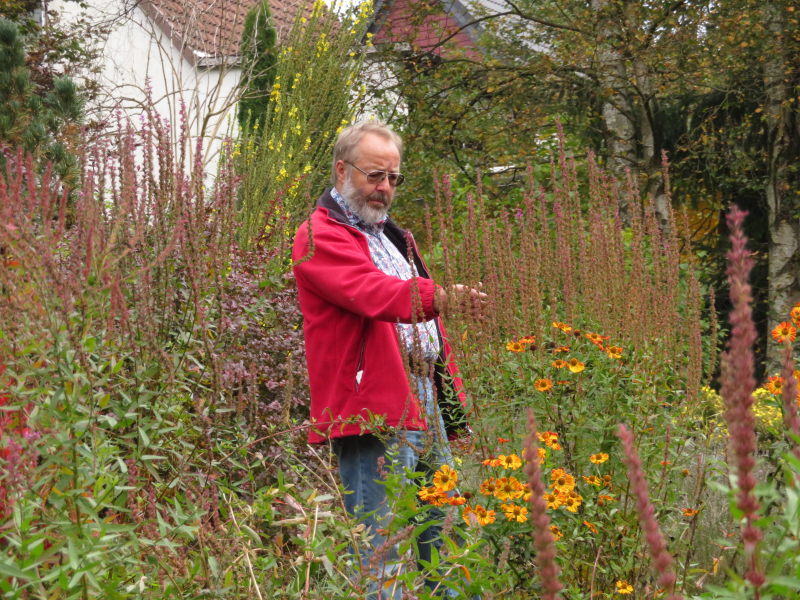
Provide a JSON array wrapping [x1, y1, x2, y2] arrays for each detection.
[[0, 18, 83, 182], [237, 0, 277, 132]]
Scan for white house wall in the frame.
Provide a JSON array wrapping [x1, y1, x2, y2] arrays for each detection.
[[53, 0, 242, 169]]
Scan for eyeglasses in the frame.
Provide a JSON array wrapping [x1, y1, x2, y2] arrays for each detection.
[[344, 161, 405, 187]]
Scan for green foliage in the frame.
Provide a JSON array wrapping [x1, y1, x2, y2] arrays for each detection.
[[0, 0, 39, 23], [1, 10, 798, 593], [0, 18, 83, 181], [237, 0, 278, 132]]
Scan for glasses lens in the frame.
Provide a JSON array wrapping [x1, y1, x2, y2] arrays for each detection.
[[363, 169, 405, 187], [389, 173, 405, 187], [366, 171, 386, 184]]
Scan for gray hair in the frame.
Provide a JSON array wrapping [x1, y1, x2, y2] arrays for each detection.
[[331, 120, 403, 185]]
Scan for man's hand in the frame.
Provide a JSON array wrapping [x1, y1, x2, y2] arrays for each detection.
[[434, 282, 488, 318]]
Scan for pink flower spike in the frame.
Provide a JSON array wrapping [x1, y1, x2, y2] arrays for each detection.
[[617, 424, 683, 600], [523, 409, 563, 600], [718, 205, 764, 589]]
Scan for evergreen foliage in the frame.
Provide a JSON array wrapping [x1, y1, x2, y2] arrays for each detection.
[[0, 18, 83, 181], [237, 0, 278, 132]]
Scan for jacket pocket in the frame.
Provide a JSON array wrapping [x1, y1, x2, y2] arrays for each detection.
[[354, 334, 366, 393]]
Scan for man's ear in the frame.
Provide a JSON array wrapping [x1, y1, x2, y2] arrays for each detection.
[[335, 160, 347, 186]]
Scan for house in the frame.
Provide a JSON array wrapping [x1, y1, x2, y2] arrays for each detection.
[[52, 0, 506, 163], [368, 0, 480, 56], [53, 0, 309, 164]]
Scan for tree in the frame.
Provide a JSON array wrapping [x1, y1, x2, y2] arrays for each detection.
[[0, 18, 83, 182], [373, 0, 799, 372], [237, 0, 278, 132]]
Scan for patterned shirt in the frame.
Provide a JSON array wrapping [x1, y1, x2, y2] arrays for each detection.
[[331, 187, 441, 360]]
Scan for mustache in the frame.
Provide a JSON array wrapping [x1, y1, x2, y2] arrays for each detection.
[[367, 191, 388, 204]]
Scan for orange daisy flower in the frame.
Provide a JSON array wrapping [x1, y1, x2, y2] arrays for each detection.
[[590, 453, 609, 464], [519, 336, 536, 345], [616, 580, 633, 595], [537, 447, 547, 464], [418, 486, 448, 506], [538, 431, 561, 450], [550, 469, 576, 493], [772, 321, 797, 343], [433, 465, 458, 491], [500, 503, 529, 523], [462, 506, 477, 526], [482, 457, 502, 467], [473, 504, 496, 526], [552, 321, 572, 333], [521, 482, 532, 502], [791, 303, 800, 326], [447, 495, 467, 506], [543, 492, 561, 509], [606, 346, 623, 359], [682, 507, 700, 517], [582, 475, 601, 486], [553, 345, 571, 353], [562, 490, 583, 512], [567, 357, 585, 373], [495, 477, 525, 500], [498, 454, 522, 470], [535, 378, 553, 392], [597, 494, 616, 506], [764, 376, 784, 395], [583, 520, 598, 534], [550, 524, 563, 540], [506, 341, 525, 353], [551, 359, 568, 369], [480, 478, 499, 496]]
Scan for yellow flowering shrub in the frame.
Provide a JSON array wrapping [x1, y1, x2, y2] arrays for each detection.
[[691, 385, 784, 436], [236, 0, 372, 250]]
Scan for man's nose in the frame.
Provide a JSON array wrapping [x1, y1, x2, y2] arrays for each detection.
[[375, 175, 391, 193]]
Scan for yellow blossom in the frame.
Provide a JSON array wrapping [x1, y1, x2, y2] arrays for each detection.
[[567, 358, 585, 373], [498, 454, 522, 470], [500, 503, 528, 523], [616, 580, 633, 595], [433, 464, 457, 492], [494, 477, 524, 501]]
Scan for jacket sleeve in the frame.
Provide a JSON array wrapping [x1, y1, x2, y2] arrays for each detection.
[[293, 218, 438, 323]]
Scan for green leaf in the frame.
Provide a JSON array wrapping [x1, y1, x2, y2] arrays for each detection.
[[0, 558, 31, 580], [138, 426, 150, 448]]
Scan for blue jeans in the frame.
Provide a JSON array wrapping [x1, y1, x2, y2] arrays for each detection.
[[332, 376, 458, 599]]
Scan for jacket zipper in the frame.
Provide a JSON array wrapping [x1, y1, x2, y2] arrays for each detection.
[[354, 335, 366, 392]]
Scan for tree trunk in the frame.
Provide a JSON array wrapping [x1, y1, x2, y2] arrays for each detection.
[[592, 0, 670, 229], [763, 1, 800, 371]]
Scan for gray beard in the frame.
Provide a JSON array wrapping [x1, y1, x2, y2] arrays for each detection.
[[340, 177, 389, 226]]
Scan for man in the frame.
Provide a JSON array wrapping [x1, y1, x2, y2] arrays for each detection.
[[292, 121, 483, 598]]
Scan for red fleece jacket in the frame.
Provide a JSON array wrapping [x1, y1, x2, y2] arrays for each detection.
[[292, 192, 465, 443]]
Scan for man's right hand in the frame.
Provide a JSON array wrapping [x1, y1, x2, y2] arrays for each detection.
[[434, 282, 488, 319]]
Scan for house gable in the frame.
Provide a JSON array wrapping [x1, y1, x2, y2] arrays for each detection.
[[369, 0, 480, 56]]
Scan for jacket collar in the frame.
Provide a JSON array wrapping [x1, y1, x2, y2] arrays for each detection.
[[317, 187, 406, 240], [316, 188, 431, 280]]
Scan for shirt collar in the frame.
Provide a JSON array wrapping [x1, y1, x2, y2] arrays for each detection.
[[331, 187, 387, 233]]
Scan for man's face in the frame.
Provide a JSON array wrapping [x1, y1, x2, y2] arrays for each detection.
[[336, 132, 401, 225]]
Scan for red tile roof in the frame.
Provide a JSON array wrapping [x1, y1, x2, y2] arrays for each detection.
[[141, 0, 311, 65]]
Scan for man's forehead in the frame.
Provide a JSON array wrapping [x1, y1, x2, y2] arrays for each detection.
[[356, 133, 401, 163]]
